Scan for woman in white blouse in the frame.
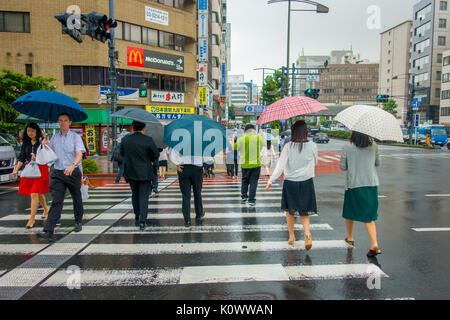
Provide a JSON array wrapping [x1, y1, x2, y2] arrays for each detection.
[[266, 120, 318, 249], [260, 140, 277, 176]]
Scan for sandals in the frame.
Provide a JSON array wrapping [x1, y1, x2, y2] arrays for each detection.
[[367, 248, 382, 257], [288, 237, 295, 246], [345, 238, 355, 246]]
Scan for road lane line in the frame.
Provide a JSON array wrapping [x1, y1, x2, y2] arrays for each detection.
[[40, 263, 386, 287], [425, 194, 450, 197], [412, 228, 450, 232], [80, 240, 351, 255]]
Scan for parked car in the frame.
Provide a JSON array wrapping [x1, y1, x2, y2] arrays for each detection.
[[0, 135, 17, 184], [313, 133, 330, 143], [0, 133, 21, 158]]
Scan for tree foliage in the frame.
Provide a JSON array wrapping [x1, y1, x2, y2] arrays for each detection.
[[382, 99, 398, 117], [0, 69, 56, 134]]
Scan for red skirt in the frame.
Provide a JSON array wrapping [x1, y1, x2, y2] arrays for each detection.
[[18, 164, 50, 196]]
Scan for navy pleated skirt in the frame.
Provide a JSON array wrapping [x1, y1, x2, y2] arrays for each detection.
[[281, 178, 317, 216]]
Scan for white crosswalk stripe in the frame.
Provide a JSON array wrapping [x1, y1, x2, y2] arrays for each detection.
[[0, 176, 389, 299]]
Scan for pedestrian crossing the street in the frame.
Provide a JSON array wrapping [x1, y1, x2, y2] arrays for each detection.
[[0, 174, 388, 300]]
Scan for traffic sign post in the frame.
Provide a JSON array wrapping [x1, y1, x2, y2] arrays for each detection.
[[412, 100, 420, 111]]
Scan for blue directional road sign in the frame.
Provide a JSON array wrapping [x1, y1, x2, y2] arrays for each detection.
[[414, 114, 420, 127], [244, 105, 266, 113], [412, 100, 420, 111]]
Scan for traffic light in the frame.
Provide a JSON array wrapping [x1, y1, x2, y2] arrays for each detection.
[[54, 13, 84, 43], [305, 88, 320, 99], [85, 11, 117, 43], [377, 94, 390, 103], [139, 79, 148, 98]]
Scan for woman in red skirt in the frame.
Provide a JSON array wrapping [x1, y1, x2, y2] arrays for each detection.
[[12, 123, 50, 228]]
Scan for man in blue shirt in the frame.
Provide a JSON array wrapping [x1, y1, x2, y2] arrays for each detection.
[[37, 113, 86, 242]]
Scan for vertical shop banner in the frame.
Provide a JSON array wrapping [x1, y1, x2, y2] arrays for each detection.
[[221, 63, 226, 96], [198, 63, 208, 86], [101, 128, 110, 152], [198, 38, 208, 62], [85, 126, 96, 153], [198, 0, 208, 11], [198, 87, 207, 107]]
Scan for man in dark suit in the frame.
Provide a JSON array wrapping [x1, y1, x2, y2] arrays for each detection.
[[120, 121, 159, 230]]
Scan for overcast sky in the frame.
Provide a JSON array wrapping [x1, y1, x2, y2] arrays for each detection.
[[228, 0, 419, 87]]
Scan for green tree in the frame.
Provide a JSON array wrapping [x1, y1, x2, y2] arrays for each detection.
[[319, 116, 328, 126], [228, 104, 235, 120], [0, 69, 56, 134], [262, 70, 283, 130], [382, 99, 398, 117]]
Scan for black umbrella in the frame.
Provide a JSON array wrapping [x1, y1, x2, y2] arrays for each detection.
[[144, 122, 165, 149]]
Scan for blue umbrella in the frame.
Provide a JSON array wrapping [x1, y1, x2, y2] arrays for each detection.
[[12, 90, 87, 122], [110, 108, 160, 125], [163, 114, 226, 157]]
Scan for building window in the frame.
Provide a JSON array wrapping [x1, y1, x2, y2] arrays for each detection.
[[143, 27, 159, 47], [25, 64, 32, 77], [439, 18, 447, 28], [0, 11, 30, 33], [441, 107, 450, 116], [438, 36, 446, 46], [174, 34, 185, 51], [212, 34, 219, 45], [130, 24, 141, 43], [212, 57, 219, 68], [443, 73, 450, 82], [115, 21, 123, 40], [414, 38, 430, 52], [416, 4, 432, 20], [436, 88, 441, 98], [413, 55, 430, 69], [440, 1, 448, 11], [212, 12, 219, 23], [415, 21, 431, 36], [437, 71, 442, 81], [160, 31, 175, 50], [444, 55, 450, 66], [437, 53, 443, 63]]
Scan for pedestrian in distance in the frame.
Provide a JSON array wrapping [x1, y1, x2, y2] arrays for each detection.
[[37, 113, 86, 242], [110, 137, 125, 184], [152, 153, 160, 194], [169, 148, 205, 228], [340, 131, 382, 257], [12, 123, 50, 229], [120, 121, 159, 230], [230, 133, 239, 178], [261, 140, 277, 176], [158, 146, 169, 179], [266, 120, 318, 249], [234, 124, 265, 207]]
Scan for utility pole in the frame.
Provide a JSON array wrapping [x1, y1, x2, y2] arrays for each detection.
[[109, 0, 118, 173], [285, 0, 291, 98]]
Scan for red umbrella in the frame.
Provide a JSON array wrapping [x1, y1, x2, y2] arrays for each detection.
[[257, 96, 328, 125]]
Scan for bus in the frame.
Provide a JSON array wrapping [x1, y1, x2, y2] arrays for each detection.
[[416, 125, 448, 146]]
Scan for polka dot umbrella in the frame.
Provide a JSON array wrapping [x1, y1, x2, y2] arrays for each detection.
[[335, 105, 403, 142]]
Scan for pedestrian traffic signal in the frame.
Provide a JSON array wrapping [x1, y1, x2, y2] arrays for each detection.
[[54, 13, 84, 43], [85, 11, 116, 43], [139, 80, 148, 98], [377, 94, 390, 103], [305, 88, 320, 99]]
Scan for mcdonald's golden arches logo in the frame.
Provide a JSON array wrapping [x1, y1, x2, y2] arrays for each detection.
[[127, 47, 144, 67]]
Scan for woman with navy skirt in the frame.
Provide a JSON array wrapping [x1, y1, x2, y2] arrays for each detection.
[[266, 120, 318, 249], [12, 123, 50, 228], [340, 131, 382, 257]]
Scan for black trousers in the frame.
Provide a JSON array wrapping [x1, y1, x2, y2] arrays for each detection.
[[129, 179, 152, 223], [241, 167, 261, 203], [178, 165, 204, 223], [44, 168, 84, 233]]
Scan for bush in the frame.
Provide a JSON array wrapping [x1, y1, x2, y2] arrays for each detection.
[[82, 159, 99, 174], [326, 130, 351, 140]]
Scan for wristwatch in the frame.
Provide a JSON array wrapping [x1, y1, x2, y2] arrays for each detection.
[[72, 162, 77, 167]]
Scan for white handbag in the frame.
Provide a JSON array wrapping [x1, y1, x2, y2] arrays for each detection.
[[81, 176, 89, 200], [36, 144, 58, 165], [21, 161, 41, 178]]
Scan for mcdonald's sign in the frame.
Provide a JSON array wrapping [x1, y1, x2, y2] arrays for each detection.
[[127, 47, 144, 67]]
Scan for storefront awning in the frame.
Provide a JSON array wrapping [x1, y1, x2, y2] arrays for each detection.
[[78, 109, 133, 124]]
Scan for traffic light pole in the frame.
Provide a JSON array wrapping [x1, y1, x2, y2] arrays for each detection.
[[109, 0, 118, 173]]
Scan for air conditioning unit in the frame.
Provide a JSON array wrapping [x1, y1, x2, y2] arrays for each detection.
[[418, 66, 421, 70], [418, 50, 422, 54]]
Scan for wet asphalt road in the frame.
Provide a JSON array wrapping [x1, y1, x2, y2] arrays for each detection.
[[0, 139, 449, 300]]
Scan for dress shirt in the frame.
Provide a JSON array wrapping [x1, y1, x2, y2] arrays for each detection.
[[49, 130, 85, 170], [168, 148, 204, 167]]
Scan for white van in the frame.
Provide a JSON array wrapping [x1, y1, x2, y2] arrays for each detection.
[[0, 135, 17, 184]]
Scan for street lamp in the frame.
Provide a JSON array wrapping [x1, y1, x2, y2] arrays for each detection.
[[268, 0, 329, 98], [254, 67, 276, 105]]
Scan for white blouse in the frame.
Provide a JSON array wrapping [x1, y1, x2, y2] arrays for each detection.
[[268, 141, 318, 184]]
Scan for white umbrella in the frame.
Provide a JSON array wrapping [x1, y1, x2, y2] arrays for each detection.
[[335, 105, 403, 142]]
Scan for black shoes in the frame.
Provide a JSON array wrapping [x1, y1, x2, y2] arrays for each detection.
[[74, 223, 82, 232], [241, 198, 248, 204], [248, 202, 256, 207], [37, 231, 55, 242], [185, 220, 191, 227], [153, 188, 159, 194], [195, 212, 205, 221], [135, 217, 140, 227], [140, 222, 146, 231]]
